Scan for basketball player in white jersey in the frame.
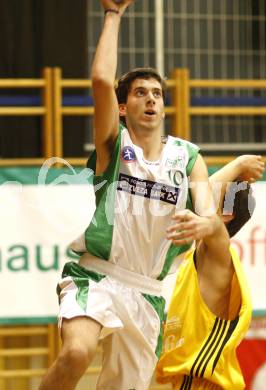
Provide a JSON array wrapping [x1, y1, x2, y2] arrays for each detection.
[[39, 1, 222, 389]]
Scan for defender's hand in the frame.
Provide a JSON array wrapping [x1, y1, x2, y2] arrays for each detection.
[[236, 155, 264, 182], [166, 209, 215, 246]]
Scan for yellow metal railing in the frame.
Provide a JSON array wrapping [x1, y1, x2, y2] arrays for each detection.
[[172, 69, 266, 164], [0, 67, 266, 167], [0, 324, 58, 390], [0, 68, 53, 166]]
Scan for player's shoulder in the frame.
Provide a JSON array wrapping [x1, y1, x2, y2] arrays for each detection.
[[165, 136, 200, 172], [168, 135, 200, 152]]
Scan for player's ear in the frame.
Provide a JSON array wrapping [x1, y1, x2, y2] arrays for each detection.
[[119, 104, 126, 117]]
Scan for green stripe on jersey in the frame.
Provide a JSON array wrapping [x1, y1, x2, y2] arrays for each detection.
[[85, 125, 123, 260], [157, 243, 192, 281]]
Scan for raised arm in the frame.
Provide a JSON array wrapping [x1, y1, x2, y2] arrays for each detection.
[[92, 0, 134, 175], [189, 154, 218, 215], [196, 217, 232, 317], [209, 155, 264, 214], [167, 206, 232, 318]]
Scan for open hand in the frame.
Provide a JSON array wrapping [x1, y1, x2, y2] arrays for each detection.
[[166, 209, 217, 246]]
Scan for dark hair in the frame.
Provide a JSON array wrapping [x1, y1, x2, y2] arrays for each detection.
[[223, 181, 256, 237], [116, 67, 166, 125]]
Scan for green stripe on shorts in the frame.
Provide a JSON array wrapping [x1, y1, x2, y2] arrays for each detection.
[[57, 261, 106, 312], [143, 293, 166, 359]]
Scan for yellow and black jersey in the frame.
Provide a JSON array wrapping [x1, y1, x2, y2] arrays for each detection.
[[156, 246, 252, 390]]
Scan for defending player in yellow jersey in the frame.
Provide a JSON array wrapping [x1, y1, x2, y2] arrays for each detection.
[[157, 155, 264, 390], [158, 244, 250, 390]]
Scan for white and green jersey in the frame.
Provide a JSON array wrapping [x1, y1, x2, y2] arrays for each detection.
[[73, 125, 199, 280]]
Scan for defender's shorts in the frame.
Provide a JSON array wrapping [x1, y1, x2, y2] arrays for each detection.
[[57, 258, 165, 390], [173, 376, 223, 389]]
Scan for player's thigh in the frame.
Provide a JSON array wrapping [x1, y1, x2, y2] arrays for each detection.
[[61, 316, 102, 354], [98, 330, 158, 390]]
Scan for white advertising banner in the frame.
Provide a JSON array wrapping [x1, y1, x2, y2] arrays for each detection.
[[0, 180, 95, 322], [0, 173, 265, 323]]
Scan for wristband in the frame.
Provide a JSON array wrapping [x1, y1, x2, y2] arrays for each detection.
[[105, 9, 119, 15]]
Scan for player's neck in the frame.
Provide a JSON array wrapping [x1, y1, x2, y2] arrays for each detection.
[[129, 129, 164, 161]]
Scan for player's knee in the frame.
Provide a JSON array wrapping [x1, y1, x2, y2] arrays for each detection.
[[59, 343, 93, 373]]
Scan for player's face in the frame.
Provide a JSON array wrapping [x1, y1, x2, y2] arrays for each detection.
[[119, 78, 165, 131]]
